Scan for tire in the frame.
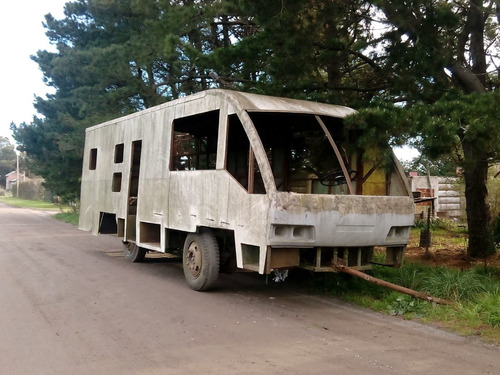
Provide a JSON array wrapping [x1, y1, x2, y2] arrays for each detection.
[[183, 230, 220, 291], [123, 241, 147, 262]]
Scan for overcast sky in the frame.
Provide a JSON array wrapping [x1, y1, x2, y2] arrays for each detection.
[[0, 0, 67, 144]]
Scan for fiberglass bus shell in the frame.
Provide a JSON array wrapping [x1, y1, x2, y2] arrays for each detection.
[[79, 89, 414, 290]]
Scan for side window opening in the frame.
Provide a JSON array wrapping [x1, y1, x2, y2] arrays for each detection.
[[171, 110, 219, 171], [226, 114, 265, 194], [112, 172, 122, 192], [89, 148, 98, 170], [114, 143, 124, 163]]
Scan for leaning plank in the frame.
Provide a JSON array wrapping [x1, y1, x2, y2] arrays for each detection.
[[333, 263, 454, 306]]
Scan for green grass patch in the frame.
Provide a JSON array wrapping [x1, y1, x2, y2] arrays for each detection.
[[0, 196, 63, 210], [0, 196, 78, 225], [53, 212, 79, 225], [290, 262, 500, 345]]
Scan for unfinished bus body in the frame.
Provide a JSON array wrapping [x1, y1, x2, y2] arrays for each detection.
[[79, 89, 414, 290]]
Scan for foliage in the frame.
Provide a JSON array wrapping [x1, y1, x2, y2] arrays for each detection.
[[421, 267, 489, 302], [18, 180, 53, 202], [0, 136, 18, 188], [53, 212, 80, 225], [413, 217, 461, 231], [401, 154, 458, 177], [394, 262, 428, 290], [235, 0, 384, 105], [406, 92, 500, 164], [387, 295, 422, 316], [291, 260, 500, 342], [0, 196, 61, 210], [480, 291, 500, 328]]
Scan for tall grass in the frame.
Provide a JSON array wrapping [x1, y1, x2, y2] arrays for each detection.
[[421, 267, 489, 302], [291, 261, 500, 343]]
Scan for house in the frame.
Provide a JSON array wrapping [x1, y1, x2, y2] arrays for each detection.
[[5, 171, 26, 191], [409, 174, 464, 220]]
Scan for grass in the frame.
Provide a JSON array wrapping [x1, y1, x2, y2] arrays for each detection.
[[0, 196, 64, 210], [0, 196, 79, 224], [53, 212, 80, 225], [292, 249, 500, 345], [291, 263, 500, 344]]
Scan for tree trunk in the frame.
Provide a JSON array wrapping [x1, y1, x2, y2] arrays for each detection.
[[451, 0, 494, 258], [462, 140, 495, 258]]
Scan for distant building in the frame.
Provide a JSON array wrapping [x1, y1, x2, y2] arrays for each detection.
[[409, 174, 464, 220], [5, 171, 26, 191]]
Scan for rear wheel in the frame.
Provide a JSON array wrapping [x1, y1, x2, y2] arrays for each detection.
[[183, 230, 220, 291], [123, 241, 146, 262]]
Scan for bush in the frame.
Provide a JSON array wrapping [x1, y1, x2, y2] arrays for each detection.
[[18, 180, 53, 202]]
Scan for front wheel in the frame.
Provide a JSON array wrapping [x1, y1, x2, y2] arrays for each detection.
[[123, 241, 146, 262], [183, 230, 220, 291]]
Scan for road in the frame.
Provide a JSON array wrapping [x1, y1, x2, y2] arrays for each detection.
[[0, 203, 498, 375]]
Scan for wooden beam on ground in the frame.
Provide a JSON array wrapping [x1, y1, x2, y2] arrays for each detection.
[[333, 263, 454, 306]]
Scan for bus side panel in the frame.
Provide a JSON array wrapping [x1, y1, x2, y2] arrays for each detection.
[[167, 170, 270, 271]]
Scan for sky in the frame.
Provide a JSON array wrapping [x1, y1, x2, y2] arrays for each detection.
[[0, 0, 418, 161], [0, 0, 67, 144]]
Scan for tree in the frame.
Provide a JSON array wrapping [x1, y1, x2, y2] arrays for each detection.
[[0, 137, 19, 188], [232, 0, 389, 105], [363, 0, 499, 258], [12, 0, 256, 201], [401, 154, 458, 177]]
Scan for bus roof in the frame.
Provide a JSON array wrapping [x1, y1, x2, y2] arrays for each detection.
[[86, 89, 356, 132]]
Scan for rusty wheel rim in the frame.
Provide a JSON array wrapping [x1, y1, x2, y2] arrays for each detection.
[[186, 241, 202, 278]]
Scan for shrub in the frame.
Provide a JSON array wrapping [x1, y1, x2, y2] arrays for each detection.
[[18, 180, 53, 202]]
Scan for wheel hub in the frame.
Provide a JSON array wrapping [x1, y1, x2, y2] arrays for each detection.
[[186, 241, 202, 278]]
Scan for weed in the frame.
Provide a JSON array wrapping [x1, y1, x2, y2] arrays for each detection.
[[479, 291, 500, 328], [422, 267, 488, 302], [53, 212, 79, 226], [414, 218, 462, 231], [387, 295, 421, 316], [457, 303, 483, 328], [395, 262, 427, 290]]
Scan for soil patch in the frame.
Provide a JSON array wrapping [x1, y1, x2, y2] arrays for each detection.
[[405, 229, 500, 269]]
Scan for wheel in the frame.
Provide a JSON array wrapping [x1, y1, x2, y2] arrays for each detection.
[[123, 241, 146, 262], [183, 230, 220, 291]]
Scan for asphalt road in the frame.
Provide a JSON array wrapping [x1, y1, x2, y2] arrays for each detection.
[[0, 203, 498, 375]]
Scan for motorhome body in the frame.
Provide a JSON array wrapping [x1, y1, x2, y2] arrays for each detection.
[[79, 89, 414, 290]]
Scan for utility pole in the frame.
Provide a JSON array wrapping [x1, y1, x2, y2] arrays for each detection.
[[16, 152, 19, 197]]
